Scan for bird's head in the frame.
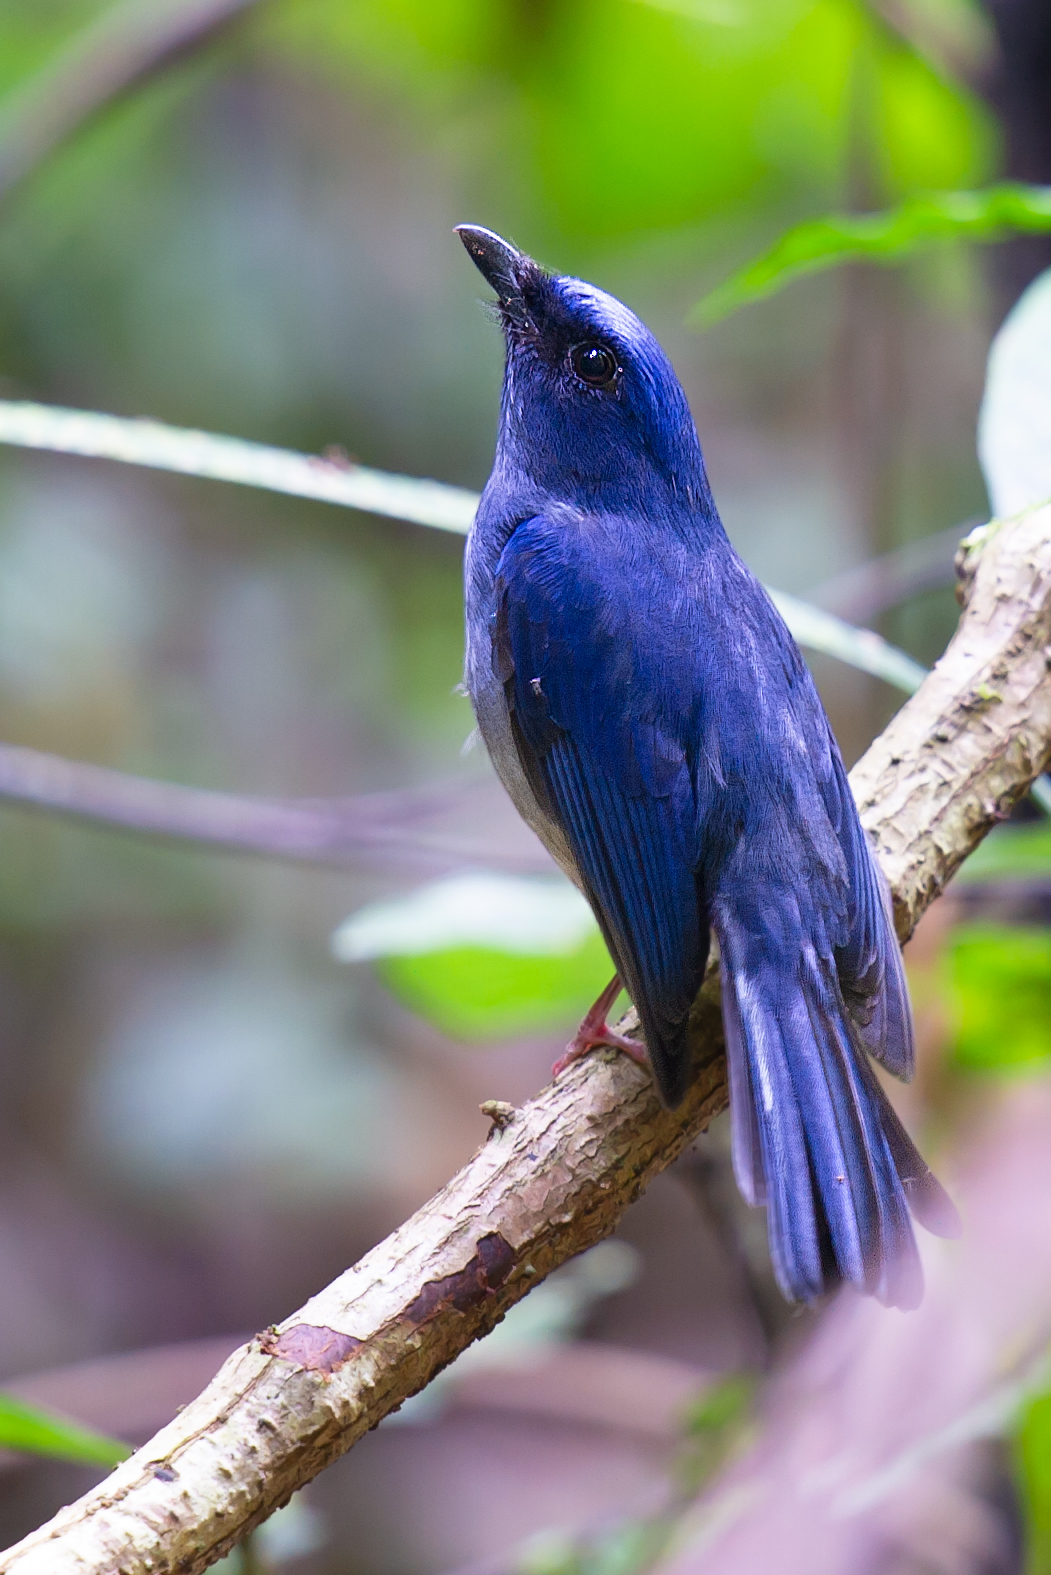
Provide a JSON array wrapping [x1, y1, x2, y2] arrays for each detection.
[[457, 225, 714, 520]]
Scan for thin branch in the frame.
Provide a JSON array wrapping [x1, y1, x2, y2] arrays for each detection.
[[0, 399, 934, 692], [0, 401, 479, 534], [0, 0, 264, 204], [808, 522, 973, 623], [0, 743, 554, 874], [768, 589, 927, 693], [0, 506, 1048, 1575]]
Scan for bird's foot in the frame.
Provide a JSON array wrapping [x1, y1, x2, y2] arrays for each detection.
[[552, 1026, 649, 1078], [552, 975, 649, 1079]]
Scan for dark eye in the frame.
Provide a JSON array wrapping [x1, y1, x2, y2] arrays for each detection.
[[570, 342, 618, 388]]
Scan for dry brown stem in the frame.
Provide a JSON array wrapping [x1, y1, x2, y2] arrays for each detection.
[[2, 507, 1051, 1574]]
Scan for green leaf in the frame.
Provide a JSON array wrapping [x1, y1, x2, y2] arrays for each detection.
[[678, 1371, 756, 1495], [948, 925, 1051, 1075], [0, 1392, 130, 1466], [684, 1371, 756, 1435], [694, 183, 1051, 323], [334, 873, 617, 1041], [378, 932, 617, 1041], [1015, 1384, 1051, 1574], [955, 821, 1051, 886]]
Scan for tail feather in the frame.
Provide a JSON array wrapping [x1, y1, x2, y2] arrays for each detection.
[[720, 955, 766, 1208], [798, 956, 902, 1295], [731, 963, 826, 1300], [717, 900, 948, 1310], [800, 951, 922, 1308], [832, 764, 914, 1081], [845, 854, 915, 1082], [860, 1057, 961, 1241]]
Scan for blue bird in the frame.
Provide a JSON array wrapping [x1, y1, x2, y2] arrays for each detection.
[[457, 225, 958, 1308]]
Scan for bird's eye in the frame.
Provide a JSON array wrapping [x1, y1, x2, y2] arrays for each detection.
[[570, 343, 618, 388]]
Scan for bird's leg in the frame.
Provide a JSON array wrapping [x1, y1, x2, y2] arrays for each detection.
[[552, 974, 650, 1078]]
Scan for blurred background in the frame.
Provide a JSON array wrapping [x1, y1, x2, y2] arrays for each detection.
[[1, 0, 1051, 1571]]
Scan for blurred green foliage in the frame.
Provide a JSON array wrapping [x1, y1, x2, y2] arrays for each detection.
[[0, 2, 100, 98], [958, 822, 1051, 885], [0, 0, 996, 262], [519, 1519, 670, 1575], [378, 930, 617, 1041], [1015, 1383, 1051, 1575], [0, 1392, 129, 1466], [949, 925, 1051, 1075], [939, 826, 1051, 1076], [518, 1522, 658, 1575], [676, 1370, 757, 1496], [267, 0, 994, 240]]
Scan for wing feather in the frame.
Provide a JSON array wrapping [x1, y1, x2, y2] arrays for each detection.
[[494, 518, 708, 1106]]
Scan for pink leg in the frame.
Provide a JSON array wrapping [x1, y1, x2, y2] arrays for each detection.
[[552, 974, 649, 1078]]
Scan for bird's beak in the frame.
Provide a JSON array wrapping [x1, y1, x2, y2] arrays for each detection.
[[455, 225, 530, 311]]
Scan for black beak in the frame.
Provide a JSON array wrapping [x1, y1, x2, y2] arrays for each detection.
[[455, 225, 532, 311]]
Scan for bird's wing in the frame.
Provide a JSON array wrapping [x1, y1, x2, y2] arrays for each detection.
[[823, 743, 915, 1079], [753, 610, 914, 1081], [492, 514, 709, 1107]]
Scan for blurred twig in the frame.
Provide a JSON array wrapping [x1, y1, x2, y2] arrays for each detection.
[[0, 505, 1049, 1575], [0, 403, 977, 865], [0, 401, 479, 533], [0, 741, 554, 874], [767, 587, 927, 692], [0, 0, 265, 204], [809, 522, 974, 623]]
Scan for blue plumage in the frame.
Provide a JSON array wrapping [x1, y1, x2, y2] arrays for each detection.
[[458, 225, 957, 1308]]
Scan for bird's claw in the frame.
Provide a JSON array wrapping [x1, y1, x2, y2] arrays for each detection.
[[552, 1029, 649, 1079], [553, 974, 650, 1078], [552, 1019, 649, 1079]]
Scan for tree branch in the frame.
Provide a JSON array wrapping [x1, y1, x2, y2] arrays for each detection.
[[1, 507, 1050, 1575]]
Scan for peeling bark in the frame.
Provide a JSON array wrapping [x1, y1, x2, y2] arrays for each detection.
[[2, 507, 1051, 1575]]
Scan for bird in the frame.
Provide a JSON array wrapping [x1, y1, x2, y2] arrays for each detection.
[[456, 223, 959, 1309]]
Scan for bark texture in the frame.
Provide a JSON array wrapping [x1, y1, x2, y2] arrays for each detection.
[[3, 506, 1051, 1575]]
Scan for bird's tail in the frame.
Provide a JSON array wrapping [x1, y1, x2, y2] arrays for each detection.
[[715, 900, 958, 1309]]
